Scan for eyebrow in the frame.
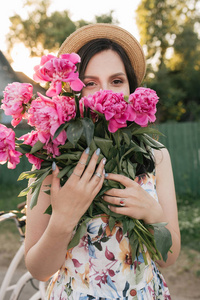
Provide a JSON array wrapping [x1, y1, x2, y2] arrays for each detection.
[[83, 72, 126, 79]]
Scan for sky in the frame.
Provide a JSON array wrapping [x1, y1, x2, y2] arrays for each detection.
[[0, 0, 141, 78]]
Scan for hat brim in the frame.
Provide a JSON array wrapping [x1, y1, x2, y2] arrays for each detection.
[[58, 23, 146, 85]]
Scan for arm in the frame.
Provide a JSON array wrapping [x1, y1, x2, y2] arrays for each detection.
[[153, 148, 181, 267], [25, 149, 106, 281], [103, 148, 181, 267]]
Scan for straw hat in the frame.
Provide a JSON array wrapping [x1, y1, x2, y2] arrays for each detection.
[[58, 23, 146, 85]]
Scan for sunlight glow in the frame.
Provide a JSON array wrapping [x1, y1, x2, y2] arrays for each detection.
[[10, 43, 40, 79]]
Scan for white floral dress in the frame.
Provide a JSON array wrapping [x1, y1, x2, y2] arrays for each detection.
[[46, 173, 171, 300]]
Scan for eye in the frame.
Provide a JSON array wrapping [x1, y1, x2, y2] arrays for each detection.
[[84, 81, 96, 87], [112, 79, 123, 85]]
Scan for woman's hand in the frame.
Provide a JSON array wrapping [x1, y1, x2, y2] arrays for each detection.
[[102, 173, 166, 225], [50, 148, 106, 232]]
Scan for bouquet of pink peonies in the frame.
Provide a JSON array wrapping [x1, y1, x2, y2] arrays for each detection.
[[0, 52, 172, 265]]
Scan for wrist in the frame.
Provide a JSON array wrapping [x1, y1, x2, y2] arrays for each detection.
[[49, 211, 77, 236]]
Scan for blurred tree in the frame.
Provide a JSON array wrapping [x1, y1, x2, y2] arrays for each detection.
[[6, 0, 118, 57], [95, 10, 119, 24], [136, 0, 200, 122]]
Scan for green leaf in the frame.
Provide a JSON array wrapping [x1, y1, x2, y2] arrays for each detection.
[[152, 223, 172, 262], [124, 95, 129, 103], [105, 179, 121, 189], [121, 128, 132, 146], [130, 140, 147, 153], [18, 185, 32, 197], [29, 169, 52, 209], [126, 218, 135, 232], [66, 119, 83, 145], [94, 137, 113, 157], [143, 134, 164, 149], [134, 152, 144, 164], [122, 219, 128, 235], [59, 140, 76, 149], [105, 158, 117, 173], [127, 161, 136, 179], [107, 147, 118, 160], [119, 145, 144, 170], [129, 231, 138, 260], [88, 202, 93, 217], [43, 189, 51, 195], [18, 167, 51, 181], [108, 216, 116, 232], [44, 205, 52, 215], [74, 94, 81, 118], [18, 168, 51, 206], [17, 143, 32, 154], [30, 184, 42, 209], [68, 221, 87, 249], [30, 140, 44, 154], [53, 123, 68, 140], [61, 90, 74, 97], [57, 165, 73, 179], [81, 118, 94, 147], [131, 126, 164, 136], [55, 152, 81, 161]]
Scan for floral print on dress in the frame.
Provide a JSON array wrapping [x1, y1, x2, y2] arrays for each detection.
[[46, 173, 171, 299]]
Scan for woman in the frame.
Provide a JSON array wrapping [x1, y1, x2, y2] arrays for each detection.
[[25, 24, 180, 299]]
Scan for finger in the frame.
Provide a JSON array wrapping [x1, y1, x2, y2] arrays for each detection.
[[104, 188, 127, 198], [103, 195, 128, 207], [81, 148, 101, 182], [90, 156, 106, 184], [71, 147, 90, 179], [108, 205, 131, 216], [108, 204, 144, 220], [92, 160, 106, 195], [105, 173, 135, 188], [51, 162, 61, 199]]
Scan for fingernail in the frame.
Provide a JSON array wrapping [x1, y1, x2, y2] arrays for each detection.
[[52, 161, 56, 171], [105, 173, 108, 177], [102, 157, 106, 165], [85, 147, 90, 154], [96, 148, 100, 155]]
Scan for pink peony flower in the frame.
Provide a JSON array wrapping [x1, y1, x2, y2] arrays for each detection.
[[27, 93, 76, 156], [128, 87, 159, 127], [33, 53, 84, 96], [80, 90, 131, 133], [19, 131, 43, 169], [25, 154, 43, 170], [1, 82, 33, 127], [0, 124, 21, 169]]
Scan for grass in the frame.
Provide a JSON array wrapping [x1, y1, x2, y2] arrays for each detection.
[[0, 184, 26, 234], [0, 184, 26, 211], [177, 194, 200, 252]]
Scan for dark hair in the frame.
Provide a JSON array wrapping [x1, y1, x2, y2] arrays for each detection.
[[78, 38, 155, 175], [77, 38, 138, 93]]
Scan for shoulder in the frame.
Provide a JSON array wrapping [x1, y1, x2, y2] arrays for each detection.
[[154, 147, 171, 167]]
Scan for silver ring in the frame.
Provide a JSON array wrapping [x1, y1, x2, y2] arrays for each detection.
[[78, 161, 87, 166], [73, 172, 81, 177], [95, 172, 102, 178], [119, 198, 126, 206]]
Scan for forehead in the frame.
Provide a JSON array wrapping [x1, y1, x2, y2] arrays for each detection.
[[84, 49, 126, 75]]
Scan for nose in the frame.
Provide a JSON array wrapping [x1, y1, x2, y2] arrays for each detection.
[[100, 81, 109, 91]]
